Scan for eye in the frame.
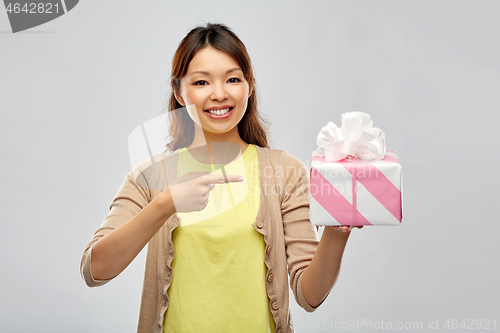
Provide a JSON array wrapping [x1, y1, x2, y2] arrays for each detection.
[[194, 80, 208, 86], [228, 77, 241, 83]]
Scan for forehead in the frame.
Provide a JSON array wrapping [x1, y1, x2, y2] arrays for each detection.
[[187, 46, 241, 75]]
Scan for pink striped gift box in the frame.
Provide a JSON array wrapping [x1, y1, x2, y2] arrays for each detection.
[[309, 151, 403, 226]]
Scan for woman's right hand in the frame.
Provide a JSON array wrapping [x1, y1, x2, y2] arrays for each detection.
[[168, 171, 244, 213]]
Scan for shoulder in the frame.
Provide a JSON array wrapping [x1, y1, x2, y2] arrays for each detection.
[[264, 147, 305, 168], [254, 146, 307, 179], [127, 151, 177, 187], [254, 145, 300, 165]]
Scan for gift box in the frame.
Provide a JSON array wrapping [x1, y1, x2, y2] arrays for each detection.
[[309, 112, 403, 226]]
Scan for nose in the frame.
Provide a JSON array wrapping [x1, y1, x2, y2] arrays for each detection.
[[210, 82, 228, 101]]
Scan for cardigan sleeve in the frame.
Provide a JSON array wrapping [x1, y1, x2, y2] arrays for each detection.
[[80, 160, 157, 287], [280, 151, 328, 312]]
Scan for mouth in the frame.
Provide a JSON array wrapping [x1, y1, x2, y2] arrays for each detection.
[[203, 107, 234, 119]]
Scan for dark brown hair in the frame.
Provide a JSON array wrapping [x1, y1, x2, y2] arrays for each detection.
[[165, 22, 271, 152]]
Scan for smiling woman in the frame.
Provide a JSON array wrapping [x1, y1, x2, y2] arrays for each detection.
[[172, 46, 253, 152], [166, 23, 268, 153], [80, 22, 357, 333]]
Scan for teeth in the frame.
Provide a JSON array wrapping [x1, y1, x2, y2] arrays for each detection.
[[208, 108, 230, 115]]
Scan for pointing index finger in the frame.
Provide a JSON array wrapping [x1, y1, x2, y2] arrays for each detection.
[[202, 174, 244, 184]]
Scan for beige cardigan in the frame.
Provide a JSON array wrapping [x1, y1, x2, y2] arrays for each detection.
[[80, 145, 327, 333]]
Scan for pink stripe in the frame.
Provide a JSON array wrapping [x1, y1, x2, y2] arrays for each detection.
[[381, 156, 398, 163], [310, 168, 371, 226], [382, 151, 399, 163], [312, 154, 399, 163], [339, 161, 402, 221], [350, 165, 357, 225]]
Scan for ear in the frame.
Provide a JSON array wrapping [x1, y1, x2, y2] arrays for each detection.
[[172, 82, 185, 106], [248, 86, 253, 99]]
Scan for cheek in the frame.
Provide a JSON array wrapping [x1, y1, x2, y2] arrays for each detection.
[[182, 90, 195, 103], [180, 84, 198, 102], [185, 89, 210, 107], [234, 86, 250, 103]]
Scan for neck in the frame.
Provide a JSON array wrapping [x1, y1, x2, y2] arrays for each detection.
[[185, 123, 249, 164]]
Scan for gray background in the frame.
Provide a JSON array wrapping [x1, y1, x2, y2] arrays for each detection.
[[1, 0, 499, 332]]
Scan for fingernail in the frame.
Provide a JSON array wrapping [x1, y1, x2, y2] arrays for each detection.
[[237, 176, 244, 181]]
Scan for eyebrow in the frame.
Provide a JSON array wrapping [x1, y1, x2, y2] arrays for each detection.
[[188, 68, 242, 76]]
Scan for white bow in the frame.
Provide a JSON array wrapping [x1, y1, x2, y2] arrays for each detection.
[[313, 111, 386, 162]]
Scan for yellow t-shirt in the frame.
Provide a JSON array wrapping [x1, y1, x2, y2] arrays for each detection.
[[163, 144, 276, 332]]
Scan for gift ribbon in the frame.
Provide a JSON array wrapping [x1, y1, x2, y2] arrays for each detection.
[[350, 159, 357, 225], [312, 111, 386, 162], [342, 158, 365, 226]]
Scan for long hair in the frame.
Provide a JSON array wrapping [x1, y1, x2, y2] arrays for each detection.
[[165, 23, 271, 152]]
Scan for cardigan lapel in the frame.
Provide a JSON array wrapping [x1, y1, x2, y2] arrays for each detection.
[[253, 145, 270, 229]]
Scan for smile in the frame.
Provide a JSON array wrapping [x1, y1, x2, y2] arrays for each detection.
[[205, 107, 232, 115], [203, 107, 234, 119]]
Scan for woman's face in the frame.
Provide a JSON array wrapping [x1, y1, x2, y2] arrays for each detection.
[[175, 46, 252, 138]]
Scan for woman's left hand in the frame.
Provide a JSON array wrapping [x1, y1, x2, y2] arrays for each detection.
[[327, 225, 364, 233]]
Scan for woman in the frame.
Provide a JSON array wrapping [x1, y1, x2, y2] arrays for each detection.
[[80, 22, 361, 333]]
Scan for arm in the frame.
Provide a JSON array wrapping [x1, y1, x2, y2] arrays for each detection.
[[80, 157, 239, 285], [280, 152, 323, 312], [80, 159, 174, 286], [300, 226, 350, 308], [281, 152, 354, 311], [90, 189, 175, 281]]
